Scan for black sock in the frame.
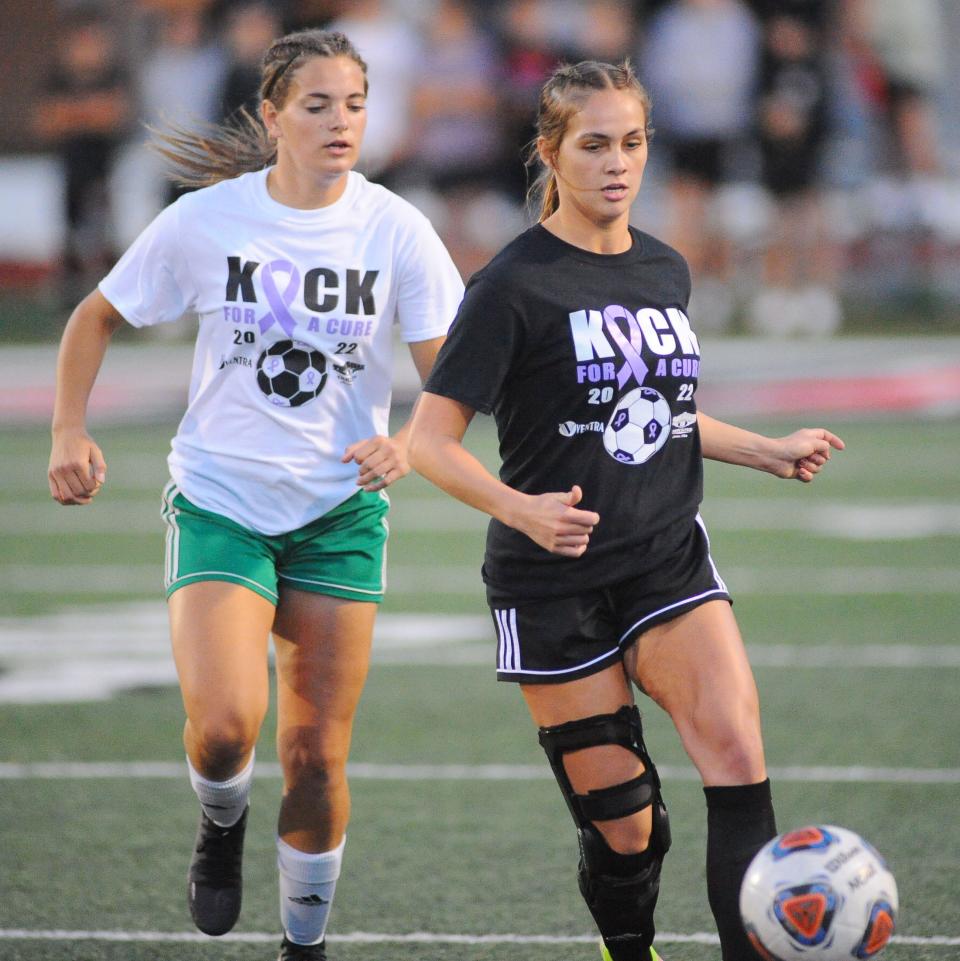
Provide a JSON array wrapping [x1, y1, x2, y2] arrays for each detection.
[[704, 779, 777, 961]]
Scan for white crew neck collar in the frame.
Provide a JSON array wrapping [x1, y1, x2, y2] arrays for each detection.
[[254, 167, 361, 220]]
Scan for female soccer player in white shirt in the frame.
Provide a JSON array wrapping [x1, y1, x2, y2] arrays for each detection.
[[48, 30, 463, 961]]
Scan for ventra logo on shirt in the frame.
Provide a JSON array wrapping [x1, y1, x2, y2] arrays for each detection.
[[558, 420, 604, 437], [568, 305, 701, 389], [224, 257, 380, 337]]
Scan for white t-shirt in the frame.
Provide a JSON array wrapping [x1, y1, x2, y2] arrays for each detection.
[[100, 169, 464, 534]]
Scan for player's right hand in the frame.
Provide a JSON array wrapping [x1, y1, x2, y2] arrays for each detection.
[[516, 484, 600, 557], [48, 429, 107, 506]]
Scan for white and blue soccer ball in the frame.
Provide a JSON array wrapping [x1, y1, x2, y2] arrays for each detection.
[[602, 387, 672, 465], [740, 825, 898, 961]]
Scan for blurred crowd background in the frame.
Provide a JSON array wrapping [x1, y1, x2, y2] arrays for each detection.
[[2, 0, 960, 339]]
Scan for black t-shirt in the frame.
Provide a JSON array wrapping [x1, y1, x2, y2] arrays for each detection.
[[41, 63, 129, 176], [425, 224, 704, 602], [747, 0, 830, 148]]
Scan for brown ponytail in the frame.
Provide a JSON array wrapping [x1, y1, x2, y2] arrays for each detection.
[[151, 29, 368, 188], [526, 60, 653, 222]]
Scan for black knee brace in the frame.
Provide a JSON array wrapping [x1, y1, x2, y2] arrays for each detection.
[[538, 705, 671, 961]]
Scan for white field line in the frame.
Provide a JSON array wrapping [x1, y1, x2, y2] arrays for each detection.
[[0, 760, 958, 784], [4, 498, 960, 539], [3, 563, 960, 595], [0, 929, 956, 947]]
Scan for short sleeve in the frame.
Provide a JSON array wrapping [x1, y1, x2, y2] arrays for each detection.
[[423, 271, 523, 415], [393, 212, 464, 343], [98, 200, 197, 328]]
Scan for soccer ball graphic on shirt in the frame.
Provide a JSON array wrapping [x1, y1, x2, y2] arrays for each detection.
[[602, 386, 672, 465], [740, 825, 898, 961], [256, 340, 327, 408]]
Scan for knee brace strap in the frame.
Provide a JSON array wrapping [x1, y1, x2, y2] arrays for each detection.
[[538, 704, 663, 825]]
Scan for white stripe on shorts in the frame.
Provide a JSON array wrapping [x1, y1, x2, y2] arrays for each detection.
[[695, 512, 728, 594], [617, 587, 729, 646], [379, 489, 390, 594], [499, 644, 622, 679], [167, 570, 279, 600], [495, 608, 521, 673], [160, 481, 181, 589], [279, 574, 382, 595], [616, 514, 729, 645]]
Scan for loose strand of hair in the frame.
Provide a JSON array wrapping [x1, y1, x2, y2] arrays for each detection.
[[148, 107, 275, 189]]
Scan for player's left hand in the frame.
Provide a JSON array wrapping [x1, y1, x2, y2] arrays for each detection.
[[774, 428, 845, 483], [342, 434, 410, 492]]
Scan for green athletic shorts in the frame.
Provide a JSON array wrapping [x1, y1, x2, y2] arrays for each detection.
[[160, 482, 390, 604]]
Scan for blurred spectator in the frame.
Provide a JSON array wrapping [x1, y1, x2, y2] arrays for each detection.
[[641, 0, 760, 331], [218, 1, 283, 120], [744, 0, 843, 336], [848, 0, 947, 181], [400, 0, 516, 276], [405, 0, 503, 190], [10, 0, 960, 325], [494, 0, 639, 203], [32, 8, 132, 300], [285, 0, 339, 29], [329, 0, 421, 181], [549, 0, 638, 62], [493, 0, 562, 201], [839, 0, 960, 262], [138, 4, 227, 204]]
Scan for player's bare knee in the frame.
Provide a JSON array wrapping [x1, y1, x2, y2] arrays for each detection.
[[193, 724, 258, 778], [592, 808, 653, 856]]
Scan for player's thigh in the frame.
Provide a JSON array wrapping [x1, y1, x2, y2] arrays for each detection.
[[272, 588, 376, 770], [624, 599, 765, 785], [168, 580, 274, 739]]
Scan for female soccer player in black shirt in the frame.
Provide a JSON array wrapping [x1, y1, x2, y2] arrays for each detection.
[[409, 60, 845, 961]]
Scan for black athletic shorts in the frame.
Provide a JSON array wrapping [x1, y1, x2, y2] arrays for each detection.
[[671, 138, 726, 186], [489, 515, 731, 684]]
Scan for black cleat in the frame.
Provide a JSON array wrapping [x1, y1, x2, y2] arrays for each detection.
[[187, 806, 248, 935], [278, 935, 328, 960]]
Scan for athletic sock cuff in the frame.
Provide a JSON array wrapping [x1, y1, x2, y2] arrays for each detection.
[[187, 750, 255, 794], [703, 778, 772, 810], [277, 835, 346, 884]]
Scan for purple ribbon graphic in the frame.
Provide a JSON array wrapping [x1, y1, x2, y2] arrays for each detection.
[[258, 259, 301, 336], [603, 304, 649, 389]]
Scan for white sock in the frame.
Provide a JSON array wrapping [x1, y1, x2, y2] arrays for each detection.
[[187, 752, 254, 827], [277, 835, 345, 946]]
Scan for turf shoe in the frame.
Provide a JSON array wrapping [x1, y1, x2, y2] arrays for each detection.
[[187, 805, 248, 935], [278, 935, 328, 959], [599, 940, 663, 961]]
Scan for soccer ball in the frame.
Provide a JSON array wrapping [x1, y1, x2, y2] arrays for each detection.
[[602, 386, 672, 465], [256, 340, 327, 408], [740, 825, 898, 961]]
